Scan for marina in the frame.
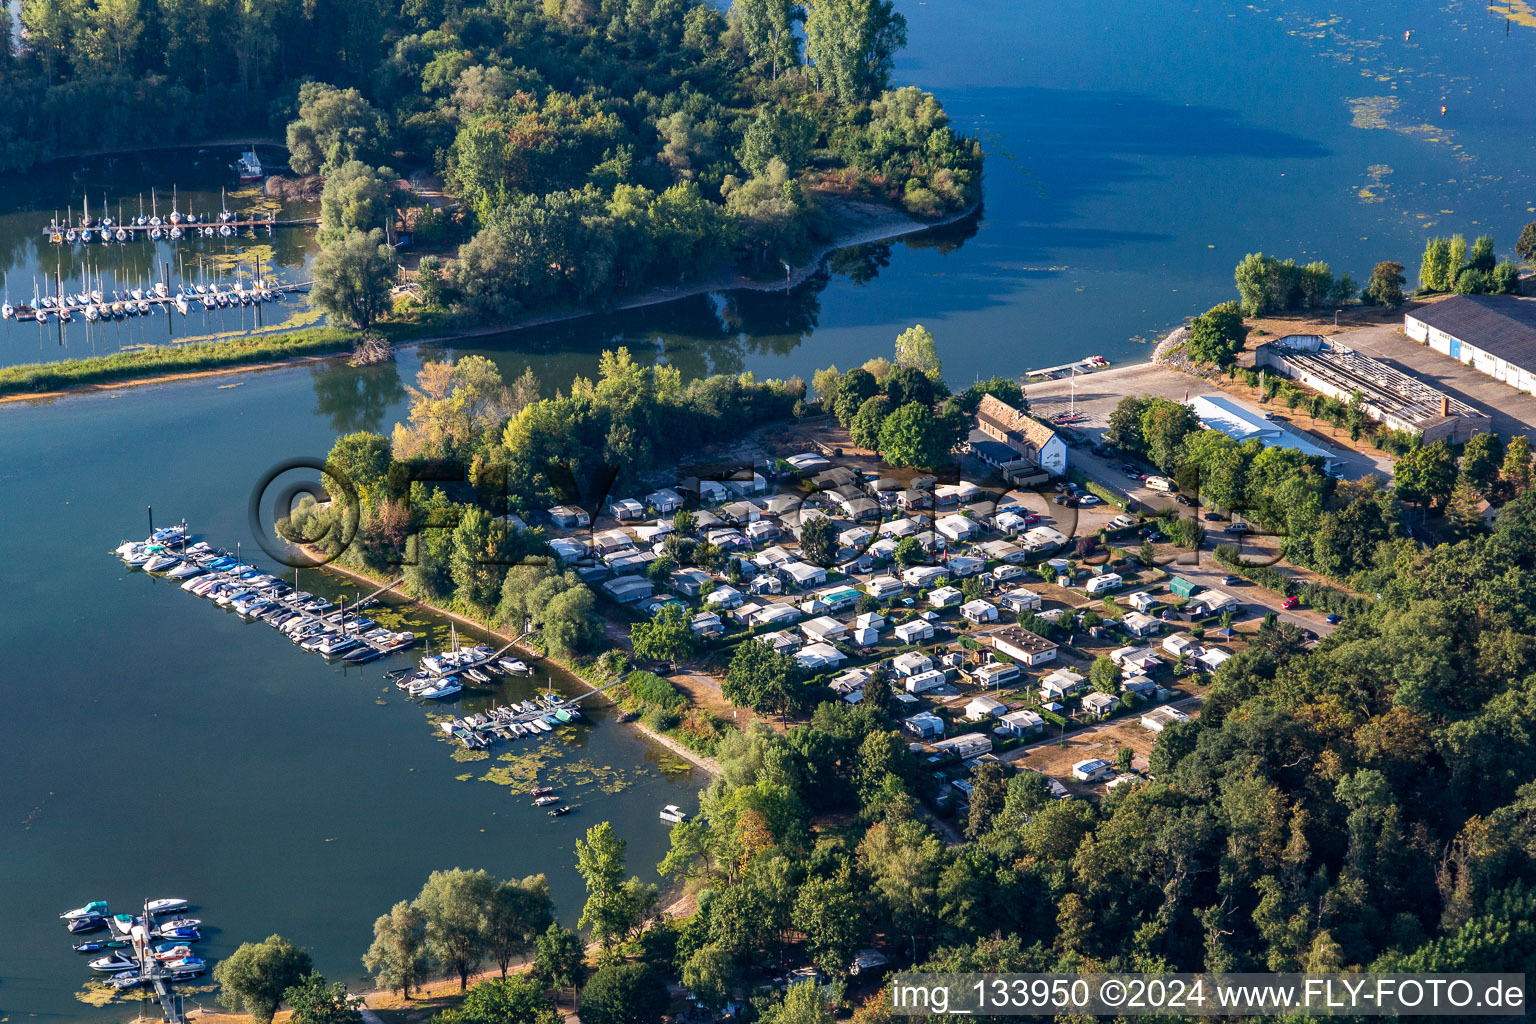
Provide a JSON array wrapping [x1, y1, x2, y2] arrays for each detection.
[[61, 897, 210, 1023], [114, 511, 626, 749]]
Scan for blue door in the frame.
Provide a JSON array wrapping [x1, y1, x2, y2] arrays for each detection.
[[1450, 338, 1462, 359]]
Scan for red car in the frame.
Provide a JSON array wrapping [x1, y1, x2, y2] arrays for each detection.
[[1282, 597, 1300, 609]]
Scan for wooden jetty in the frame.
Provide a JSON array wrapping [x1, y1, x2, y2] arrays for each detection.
[[40, 216, 317, 242]]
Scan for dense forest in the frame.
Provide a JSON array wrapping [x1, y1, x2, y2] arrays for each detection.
[[3, 0, 982, 318]]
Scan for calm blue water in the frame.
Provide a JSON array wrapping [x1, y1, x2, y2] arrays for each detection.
[[4, 1, 1535, 1019]]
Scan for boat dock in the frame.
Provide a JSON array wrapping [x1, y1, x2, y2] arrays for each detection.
[[1024, 356, 1113, 381], [41, 215, 318, 243]]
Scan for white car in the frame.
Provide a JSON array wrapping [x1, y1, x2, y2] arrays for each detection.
[[1111, 514, 1137, 528], [1078, 494, 1102, 507]]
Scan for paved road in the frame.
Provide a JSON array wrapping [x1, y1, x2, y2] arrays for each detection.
[[1330, 322, 1536, 441], [1062, 444, 1340, 638], [1024, 363, 1394, 481]]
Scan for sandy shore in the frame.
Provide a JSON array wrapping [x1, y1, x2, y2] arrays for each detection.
[[1, 197, 979, 407]]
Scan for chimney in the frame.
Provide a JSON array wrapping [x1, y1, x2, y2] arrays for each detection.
[[1441, 395, 1451, 416]]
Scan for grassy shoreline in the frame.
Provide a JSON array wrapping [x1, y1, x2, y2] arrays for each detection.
[[314, 559, 725, 777], [0, 198, 978, 403]]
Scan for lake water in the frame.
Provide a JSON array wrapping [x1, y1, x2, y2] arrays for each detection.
[[4, 0, 1535, 1019]]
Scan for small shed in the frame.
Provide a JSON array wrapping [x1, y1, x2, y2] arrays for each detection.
[[1168, 576, 1201, 600]]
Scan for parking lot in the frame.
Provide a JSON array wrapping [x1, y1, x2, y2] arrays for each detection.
[[1024, 362, 1394, 482]]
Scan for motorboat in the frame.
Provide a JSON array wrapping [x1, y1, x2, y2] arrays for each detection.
[[531, 786, 555, 797], [498, 658, 530, 675], [67, 915, 107, 934], [159, 921, 202, 939], [547, 805, 572, 817], [73, 940, 109, 952], [153, 926, 200, 942], [146, 897, 189, 915], [108, 972, 147, 990], [236, 149, 264, 182], [151, 944, 195, 961], [533, 795, 559, 806], [164, 955, 206, 973], [660, 804, 689, 824], [143, 553, 181, 572], [314, 634, 362, 657], [110, 913, 142, 935], [416, 677, 463, 700], [165, 563, 205, 580], [61, 900, 110, 920], [89, 951, 140, 973]]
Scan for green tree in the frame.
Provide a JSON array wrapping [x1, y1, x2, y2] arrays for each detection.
[[849, 395, 892, 450], [724, 639, 799, 718], [311, 228, 397, 331], [415, 868, 494, 991], [433, 977, 560, 1024], [1138, 398, 1201, 471], [1363, 261, 1406, 307], [1089, 655, 1120, 695], [1448, 234, 1469, 282], [759, 981, 836, 1024], [1518, 221, 1536, 263], [541, 585, 602, 658], [799, 514, 841, 567], [1185, 300, 1248, 366], [287, 81, 387, 176], [575, 822, 657, 952], [1502, 434, 1534, 495], [631, 602, 695, 663], [1104, 395, 1149, 452], [833, 366, 879, 425], [284, 973, 362, 1024], [214, 935, 314, 1024], [1460, 432, 1504, 498], [894, 535, 926, 567], [882, 364, 941, 408], [1454, 267, 1491, 295], [529, 923, 587, 995], [1395, 438, 1457, 510], [1420, 236, 1452, 292], [1492, 261, 1520, 294], [729, 0, 801, 80], [737, 105, 817, 177], [320, 161, 397, 241], [363, 901, 428, 999], [1469, 235, 1496, 273], [579, 963, 670, 1024], [804, 0, 907, 103], [878, 401, 956, 468], [959, 376, 1025, 412], [893, 323, 942, 379], [485, 876, 554, 980], [326, 431, 392, 505], [791, 866, 867, 974]]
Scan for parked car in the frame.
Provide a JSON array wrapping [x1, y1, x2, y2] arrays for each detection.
[[1224, 522, 1250, 534], [1111, 514, 1137, 529], [1324, 613, 1342, 624], [1090, 444, 1114, 457], [1079, 494, 1102, 507], [1204, 511, 1227, 522], [1220, 575, 1237, 586], [1282, 596, 1300, 609], [1175, 493, 1196, 506], [1122, 464, 1141, 478]]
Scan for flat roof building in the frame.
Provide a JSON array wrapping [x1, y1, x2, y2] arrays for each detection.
[[1187, 394, 1336, 468], [1256, 333, 1489, 444], [1406, 295, 1536, 397]]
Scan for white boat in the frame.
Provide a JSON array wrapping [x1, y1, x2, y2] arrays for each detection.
[[417, 677, 463, 700], [235, 149, 263, 182], [60, 900, 109, 920], [90, 952, 139, 973], [498, 658, 529, 675], [660, 804, 689, 824], [145, 897, 189, 915], [143, 554, 181, 572]]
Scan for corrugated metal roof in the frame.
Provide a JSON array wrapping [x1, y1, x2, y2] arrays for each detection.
[[1411, 295, 1536, 368]]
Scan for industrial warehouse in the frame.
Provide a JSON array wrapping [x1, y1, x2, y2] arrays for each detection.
[[1405, 294, 1536, 397], [1255, 333, 1491, 443]]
